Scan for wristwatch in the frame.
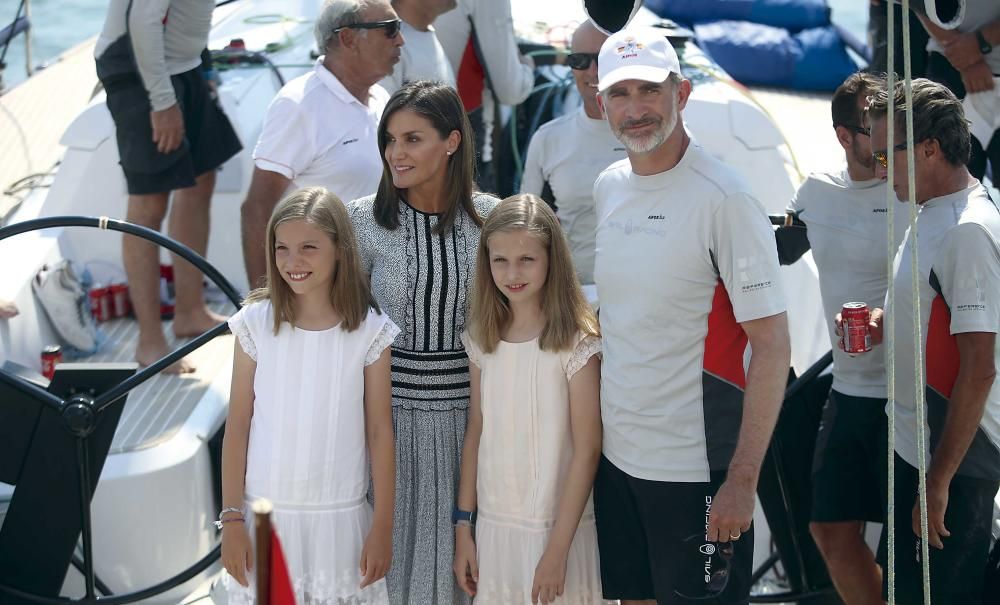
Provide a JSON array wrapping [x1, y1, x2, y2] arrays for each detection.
[[975, 30, 993, 55], [452, 508, 476, 525]]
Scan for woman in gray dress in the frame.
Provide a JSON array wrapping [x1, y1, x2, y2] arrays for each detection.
[[348, 80, 498, 605]]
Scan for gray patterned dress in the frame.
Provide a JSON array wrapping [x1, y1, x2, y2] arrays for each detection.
[[348, 193, 498, 605]]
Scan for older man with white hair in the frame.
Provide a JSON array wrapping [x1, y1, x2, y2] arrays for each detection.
[[591, 27, 790, 605], [241, 0, 404, 288]]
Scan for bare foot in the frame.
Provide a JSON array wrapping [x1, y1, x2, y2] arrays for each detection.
[[136, 342, 195, 375], [172, 307, 228, 339], [0, 299, 18, 319]]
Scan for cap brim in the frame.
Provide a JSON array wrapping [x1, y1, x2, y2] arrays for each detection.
[[597, 65, 672, 92]]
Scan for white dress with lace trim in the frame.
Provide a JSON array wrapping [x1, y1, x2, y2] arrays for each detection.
[[462, 331, 603, 604], [224, 302, 396, 605]]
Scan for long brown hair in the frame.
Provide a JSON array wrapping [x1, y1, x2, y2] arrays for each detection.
[[468, 194, 599, 354], [245, 187, 379, 333], [373, 80, 482, 234]]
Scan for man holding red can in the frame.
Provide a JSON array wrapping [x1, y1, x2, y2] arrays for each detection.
[[863, 78, 1000, 605], [777, 71, 909, 605]]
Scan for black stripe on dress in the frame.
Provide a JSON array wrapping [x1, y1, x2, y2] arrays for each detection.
[[422, 215, 434, 351], [438, 230, 449, 351]]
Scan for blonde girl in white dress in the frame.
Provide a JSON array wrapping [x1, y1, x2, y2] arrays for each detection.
[[220, 187, 398, 604], [454, 194, 604, 604]]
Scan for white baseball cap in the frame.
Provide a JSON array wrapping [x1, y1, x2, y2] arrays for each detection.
[[597, 27, 681, 92]]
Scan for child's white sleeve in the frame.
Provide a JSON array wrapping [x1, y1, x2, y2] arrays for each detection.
[[365, 315, 400, 366], [563, 334, 601, 380], [228, 307, 258, 362], [459, 331, 482, 368]]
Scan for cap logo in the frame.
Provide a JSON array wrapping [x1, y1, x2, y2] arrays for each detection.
[[616, 36, 643, 59]]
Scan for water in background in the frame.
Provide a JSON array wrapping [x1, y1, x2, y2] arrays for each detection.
[[0, 0, 869, 90]]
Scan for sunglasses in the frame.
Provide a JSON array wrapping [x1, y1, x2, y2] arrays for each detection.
[[672, 534, 735, 601], [334, 18, 402, 39], [836, 123, 870, 137], [872, 142, 911, 168], [566, 52, 599, 70]]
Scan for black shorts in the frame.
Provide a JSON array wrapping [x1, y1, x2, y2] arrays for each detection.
[[810, 390, 887, 523], [593, 455, 753, 604], [877, 454, 1000, 604], [102, 67, 242, 195]]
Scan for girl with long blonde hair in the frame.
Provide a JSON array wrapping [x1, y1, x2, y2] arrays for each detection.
[[454, 194, 604, 604], [221, 187, 398, 605]]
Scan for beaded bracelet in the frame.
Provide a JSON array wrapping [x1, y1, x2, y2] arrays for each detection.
[[218, 507, 244, 520], [213, 516, 246, 530]]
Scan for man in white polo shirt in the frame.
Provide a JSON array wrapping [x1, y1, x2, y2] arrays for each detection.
[[866, 78, 1000, 605], [520, 20, 627, 285], [240, 0, 403, 288], [776, 71, 909, 604], [592, 27, 790, 604]]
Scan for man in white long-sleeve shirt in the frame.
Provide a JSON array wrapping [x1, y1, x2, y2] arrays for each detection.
[[379, 0, 456, 94], [96, 0, 241, 373], [434, 0, 534, 190]]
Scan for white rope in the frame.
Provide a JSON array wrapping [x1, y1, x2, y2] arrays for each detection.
[[900, 2, 933, 601], [884, 3, 897, 601]]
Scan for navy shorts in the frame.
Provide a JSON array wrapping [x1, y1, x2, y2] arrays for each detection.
[[810, 390, 887, 523], [102, 67, 242, 195], [593, 455, 753, 604], [877, 454, 1000, 604]]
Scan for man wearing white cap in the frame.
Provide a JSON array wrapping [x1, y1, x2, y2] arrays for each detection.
[[591, 27, 790, 604]]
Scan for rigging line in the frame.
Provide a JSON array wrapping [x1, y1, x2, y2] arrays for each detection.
[[885, 0, 897, 601], [0, 0, 27, 68], [901, 1, 933, 601]]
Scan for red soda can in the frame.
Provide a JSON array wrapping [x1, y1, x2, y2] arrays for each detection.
[[841, 302, 872, 354], [110, 283, 130, 318], [89, 284, 111, 322], [41, 345, 62, 380]]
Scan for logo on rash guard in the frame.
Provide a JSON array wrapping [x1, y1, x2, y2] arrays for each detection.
[[703, 496, 714, 582]]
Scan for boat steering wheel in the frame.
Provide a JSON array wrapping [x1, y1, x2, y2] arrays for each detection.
[[0, 216, 241, 605]]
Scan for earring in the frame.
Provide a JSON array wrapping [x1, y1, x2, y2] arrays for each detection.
[[446, 150, 453, 156]]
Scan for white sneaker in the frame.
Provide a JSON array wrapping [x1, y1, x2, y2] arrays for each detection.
[[32, 261, 99, 353]]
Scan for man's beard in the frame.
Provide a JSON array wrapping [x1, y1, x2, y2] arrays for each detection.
[[613, 100, 677, 154], [851, 136, 874, 170]]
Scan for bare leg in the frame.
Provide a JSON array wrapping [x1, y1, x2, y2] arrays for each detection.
[[168, 170, 226, 338], [810, 521, 884, 605], [123, 192, 194, 373]]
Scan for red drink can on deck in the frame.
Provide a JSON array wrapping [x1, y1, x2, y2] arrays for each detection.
[[90, 284, 111, 322], [41, 345, 62, 380], [842, 302, 872, 354], [110, 283, 130, 318]]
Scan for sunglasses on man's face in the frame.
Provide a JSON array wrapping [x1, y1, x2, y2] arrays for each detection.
[[334, 18, 402, 39], [872, 142, 910, 169], [672, 535, 735, 601], [566, 52, 599, 70], [836, 123, 870, 137]]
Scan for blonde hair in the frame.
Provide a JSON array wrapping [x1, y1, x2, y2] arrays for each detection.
[[469, 194, 599, 354], [245, 187, 378, 333]]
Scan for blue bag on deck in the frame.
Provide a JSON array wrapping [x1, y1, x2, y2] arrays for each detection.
[[694, 20, 859, 91], [646, 0, 830, 32]]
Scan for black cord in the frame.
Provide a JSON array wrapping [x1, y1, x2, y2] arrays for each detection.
[[0, 0, 27, 69]]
